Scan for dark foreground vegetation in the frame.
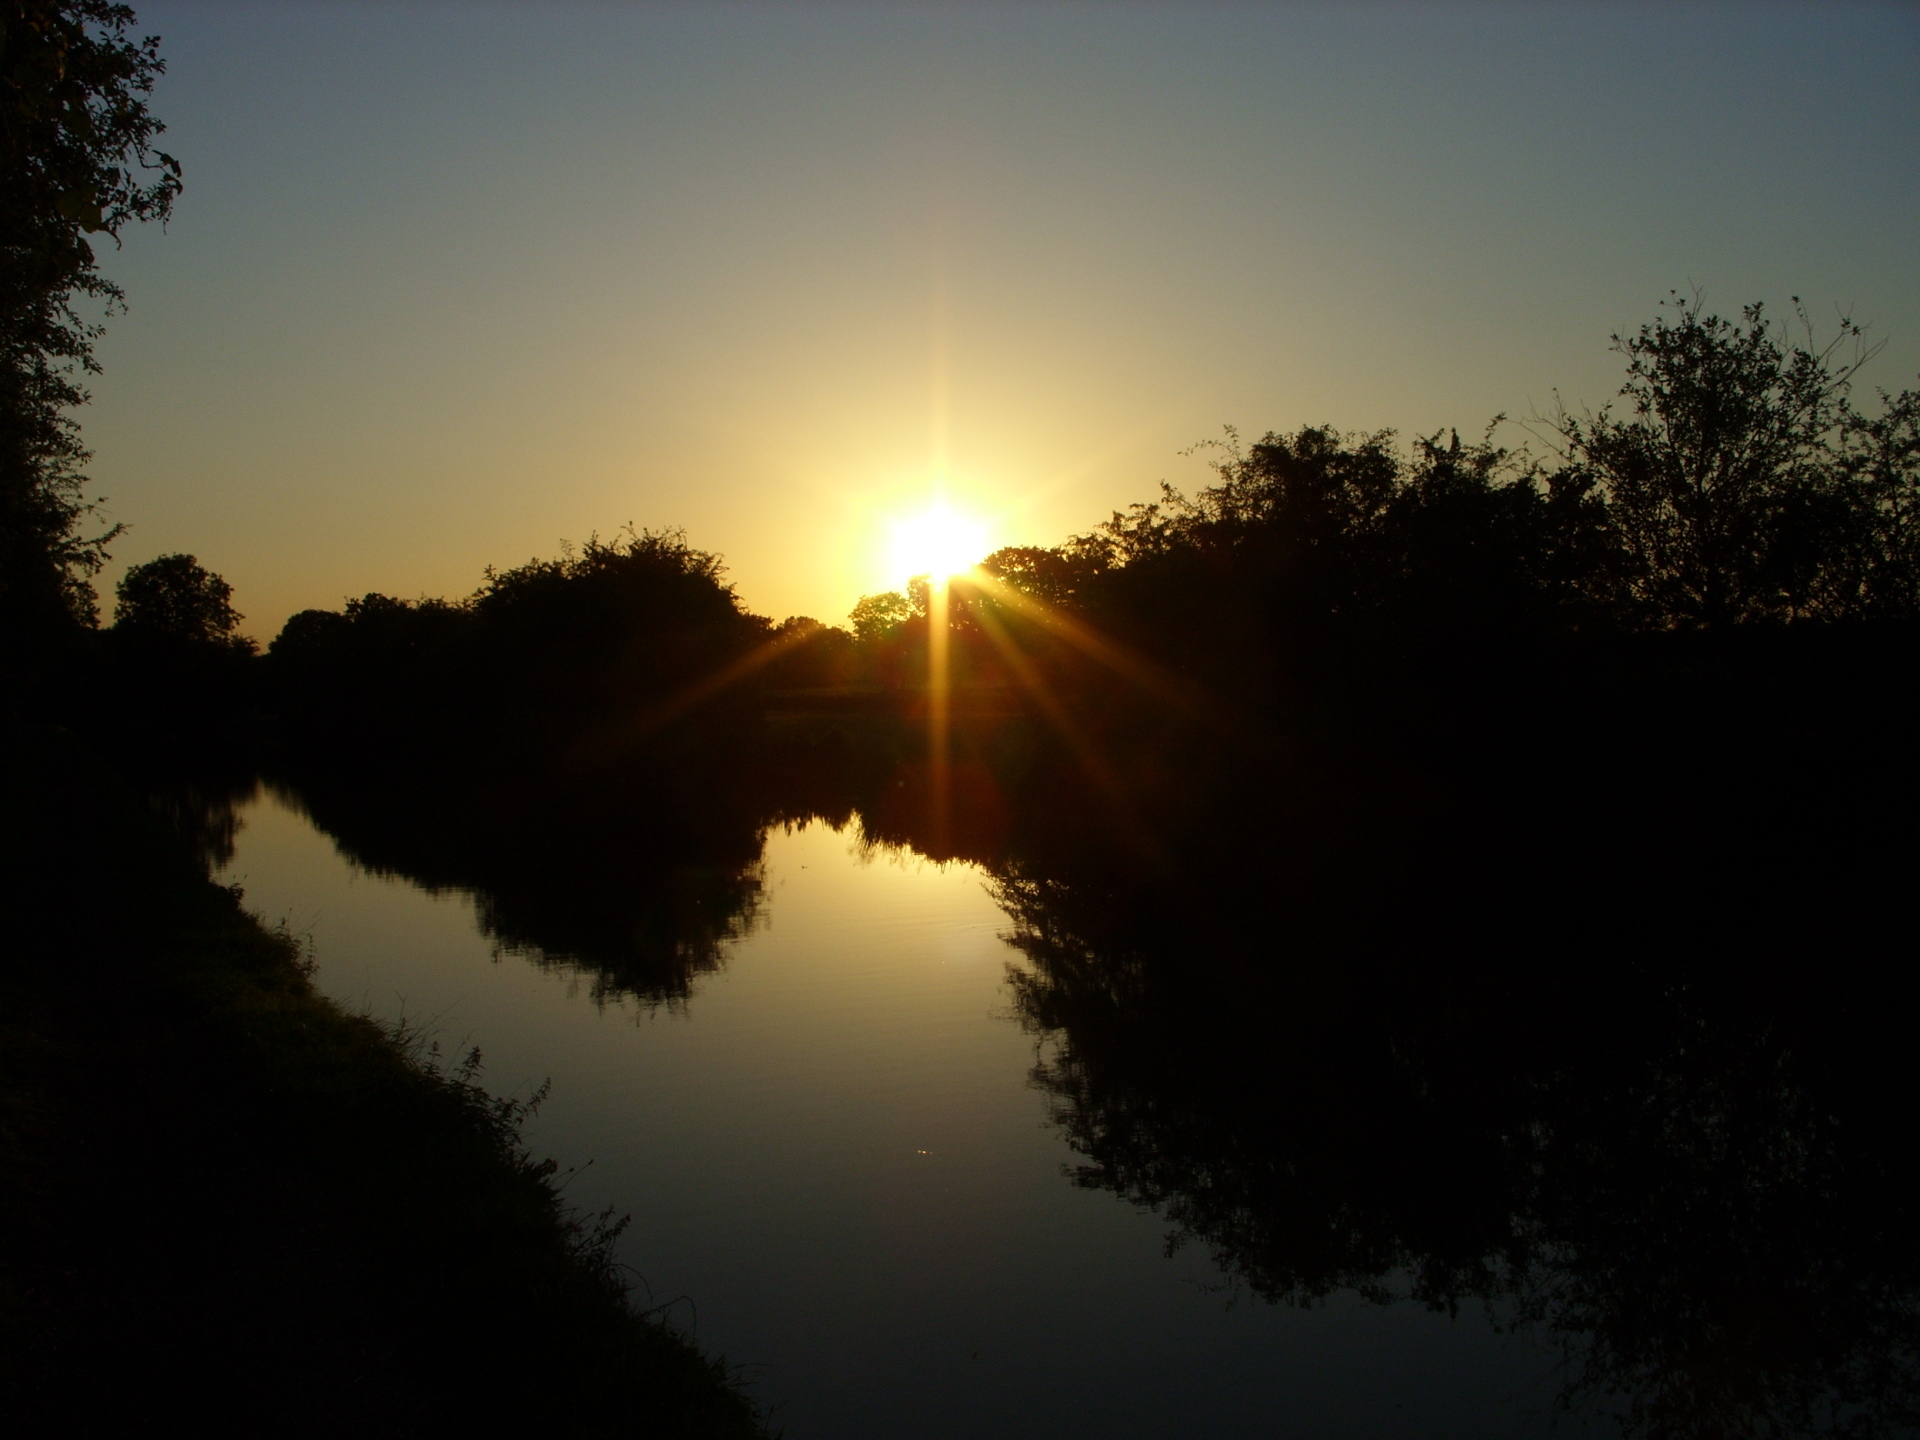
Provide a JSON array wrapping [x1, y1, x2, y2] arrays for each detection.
[[0, 731, 769, 1438]]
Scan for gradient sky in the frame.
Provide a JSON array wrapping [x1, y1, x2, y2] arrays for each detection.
[[82, 1, 1920, 639]]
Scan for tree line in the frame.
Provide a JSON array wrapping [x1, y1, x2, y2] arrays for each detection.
[[45, 292, 1919, 843], [958, 295, 1918, 702], [2, 2, 1911, 784], [5, 5, 1916, 900]]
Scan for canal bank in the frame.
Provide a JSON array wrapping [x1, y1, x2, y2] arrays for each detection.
[[0, 729, 768, 1439]]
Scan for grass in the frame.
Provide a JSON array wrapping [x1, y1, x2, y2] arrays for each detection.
[[0, 726, 771, 1439]]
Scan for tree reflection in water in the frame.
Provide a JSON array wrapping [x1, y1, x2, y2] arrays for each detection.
[[139, 698, 1920, 1435], [265, 763, 788, 1009], [997, 866, 1920, 1439]]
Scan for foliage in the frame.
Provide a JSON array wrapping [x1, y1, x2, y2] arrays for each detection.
[[977, 544, 1104, 606], [914, 297, 1920, 812], [269, 527, 770, 764], [1110, 421, 1601, 631], [762, 613, 858, 690], [113, 551, 247, 647], [0, 1, 180, 659], [1548, 293, 1896, 628], [963, 296, 1919, 672], [0, 728, 770, 1436], [848, 589, 912, 643], [1833, 386, 1920, 619], [81, 553, 261, 758]]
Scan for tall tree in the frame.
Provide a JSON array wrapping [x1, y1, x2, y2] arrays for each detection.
[[1, 0, 179, 674]]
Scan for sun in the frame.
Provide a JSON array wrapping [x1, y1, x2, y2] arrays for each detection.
[[888, 503, 989, 585]]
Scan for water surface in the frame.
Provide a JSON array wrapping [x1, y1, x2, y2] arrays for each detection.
[[220, 789, 1574, 1439]]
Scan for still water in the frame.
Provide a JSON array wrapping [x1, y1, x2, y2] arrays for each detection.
[[221, 788, 1578, 1438]]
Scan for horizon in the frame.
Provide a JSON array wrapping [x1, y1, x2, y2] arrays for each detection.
[[78, 0, 1920, 642]]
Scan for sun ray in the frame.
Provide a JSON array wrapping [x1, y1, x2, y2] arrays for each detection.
[[575, 625, 819, 762], [969, 601, 1164, 865], [926, 576, 951, 853], [965, 571, 1240, 734]]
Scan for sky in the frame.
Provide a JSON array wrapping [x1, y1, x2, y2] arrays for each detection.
[[82, 0, 1920, 640]]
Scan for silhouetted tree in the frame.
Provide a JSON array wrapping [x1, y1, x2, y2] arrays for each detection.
[[113, 552, 248, 649], [978, 542, 1106, 606], [269, 527, 774, 768], [762, 615, 857, 690], [1, 1, 179, 682], [93, 553, 259, 754], [268, 593, 471, 751], [1548, 294, 1892, 628], [979, 421, 1617, 742], [1832, 386, 1920, 619]]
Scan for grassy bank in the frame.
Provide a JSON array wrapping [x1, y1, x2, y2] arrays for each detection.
[[0, 729, 769, 1438]]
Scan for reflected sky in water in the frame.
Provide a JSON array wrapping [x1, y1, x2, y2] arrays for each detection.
[[220, 793, 1574, 1439]]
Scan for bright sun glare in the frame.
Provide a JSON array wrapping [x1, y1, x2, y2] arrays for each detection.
[[888, 504, 988, 585]]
